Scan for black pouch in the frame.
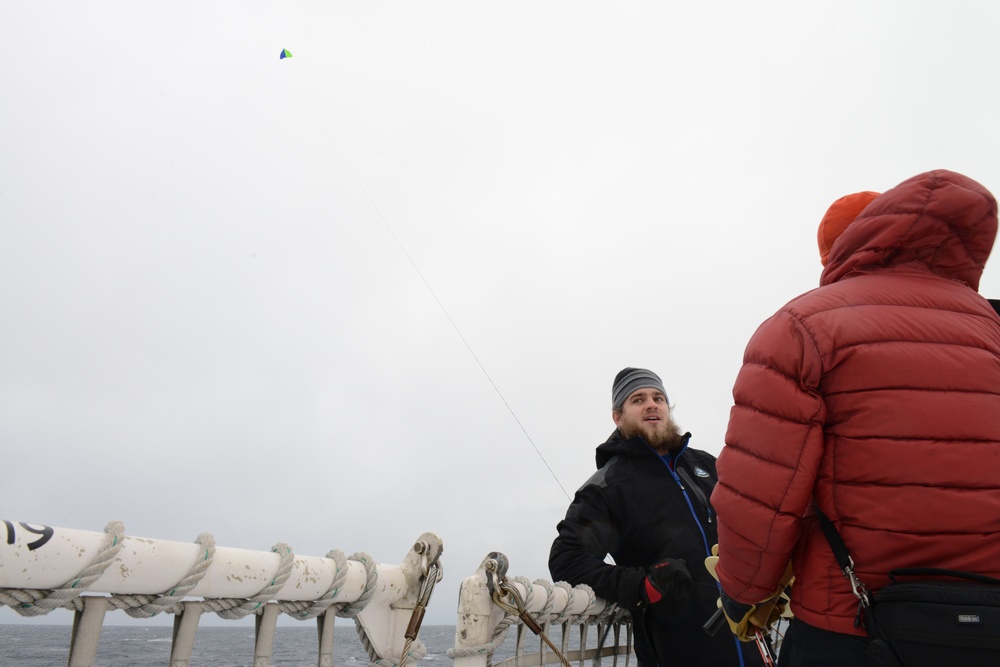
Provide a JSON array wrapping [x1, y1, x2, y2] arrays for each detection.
[[865, 568, 1000, 667]]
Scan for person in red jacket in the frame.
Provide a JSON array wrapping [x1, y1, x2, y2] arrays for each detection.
[[711, 169, 1000, 666]]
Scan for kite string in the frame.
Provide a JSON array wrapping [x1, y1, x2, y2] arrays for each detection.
[[334, 147, 571, 502]]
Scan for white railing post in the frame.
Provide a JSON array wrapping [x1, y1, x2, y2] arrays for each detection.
[[253, 602, 282, 667], [169, 601, 204, 667], [68, 596, 109, 667], [453, 556, 507, 667], [317, 609, 337, 667]]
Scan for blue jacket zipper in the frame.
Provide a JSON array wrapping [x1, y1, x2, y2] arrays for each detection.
[[659, 449, 747, 667]]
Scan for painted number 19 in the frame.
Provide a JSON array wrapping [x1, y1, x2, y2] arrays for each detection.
[[2, 520, 54, 550]]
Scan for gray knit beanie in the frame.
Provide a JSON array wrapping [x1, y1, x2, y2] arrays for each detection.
[[612, 367, 667, 411]]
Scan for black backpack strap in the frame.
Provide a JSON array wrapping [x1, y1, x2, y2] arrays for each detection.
[[815, 510, 872, 610], [816, 510, 853, 572]]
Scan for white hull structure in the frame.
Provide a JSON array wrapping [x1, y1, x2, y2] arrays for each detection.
[[1, 519, 636, 667], [1, 519, 444, 667]]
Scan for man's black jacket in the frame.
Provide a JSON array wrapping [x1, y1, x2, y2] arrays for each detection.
[[549, 430, 761, 667]]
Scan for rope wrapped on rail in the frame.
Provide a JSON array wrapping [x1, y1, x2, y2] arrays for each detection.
[[111, 532, 216, 618], [278, 548, 350, 620], [592, 594, 626, 625], [0, 520, 125, 617], [0, 537, 388, 624], [514, 576, 536, 610], [335, 551, 377, 618], [564, 581, 599, 626], [201, 542, 295, 620], [529, 578, 559, 625], [552, 581, 579, 625], [1, 523, 446, 667]]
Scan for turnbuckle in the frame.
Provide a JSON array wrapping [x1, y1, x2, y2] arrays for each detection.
[[491, 580, 544, 635], [485, 564, 570, 667], [399, 541, 444, 667]]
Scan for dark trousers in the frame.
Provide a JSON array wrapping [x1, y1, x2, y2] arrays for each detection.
[[777, 618, 869, 667]]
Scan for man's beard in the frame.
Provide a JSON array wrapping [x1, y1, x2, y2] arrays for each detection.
[[619, 413, 685, 455]]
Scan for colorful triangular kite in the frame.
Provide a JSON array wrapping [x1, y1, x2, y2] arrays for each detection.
[[280, 49, 292, 59]]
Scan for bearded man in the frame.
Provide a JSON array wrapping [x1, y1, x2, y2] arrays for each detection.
[[549, 368, 762, 667]]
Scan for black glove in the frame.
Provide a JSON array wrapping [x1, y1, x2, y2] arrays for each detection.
[[642, 558, 693, 604]]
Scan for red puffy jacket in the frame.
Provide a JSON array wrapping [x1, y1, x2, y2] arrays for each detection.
[[712, 169, 1000, 636]]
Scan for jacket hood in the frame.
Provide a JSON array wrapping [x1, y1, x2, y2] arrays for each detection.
[[595, 429, 692, 468], [820, 169, 997, 290]]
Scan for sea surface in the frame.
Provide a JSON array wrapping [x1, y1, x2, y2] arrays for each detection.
[[0, 623, 535, 667]]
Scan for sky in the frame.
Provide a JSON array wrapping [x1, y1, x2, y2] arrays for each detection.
[[3, 0, 1000, 631]]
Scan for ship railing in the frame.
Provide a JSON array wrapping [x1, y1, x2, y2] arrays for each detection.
[[0, 519, 443, 667], [450, 552, 634, 667]]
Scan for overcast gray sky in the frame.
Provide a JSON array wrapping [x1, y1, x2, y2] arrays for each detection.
[[3, 1, 1000, 629]]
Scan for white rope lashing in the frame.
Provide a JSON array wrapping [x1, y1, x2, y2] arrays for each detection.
[[0, 520, 125, 616], [111, 532, 216, 618]]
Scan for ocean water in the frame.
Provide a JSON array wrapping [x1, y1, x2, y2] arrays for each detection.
[[0, 623, 535, 667]]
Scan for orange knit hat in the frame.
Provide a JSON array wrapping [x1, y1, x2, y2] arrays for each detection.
[[817, 191, 880, 266]]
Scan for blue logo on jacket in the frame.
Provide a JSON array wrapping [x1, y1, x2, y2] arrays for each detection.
[[693, 466, 710, 478]]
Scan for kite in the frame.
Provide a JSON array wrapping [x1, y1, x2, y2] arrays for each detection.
[[280, 49, 292, 59]]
